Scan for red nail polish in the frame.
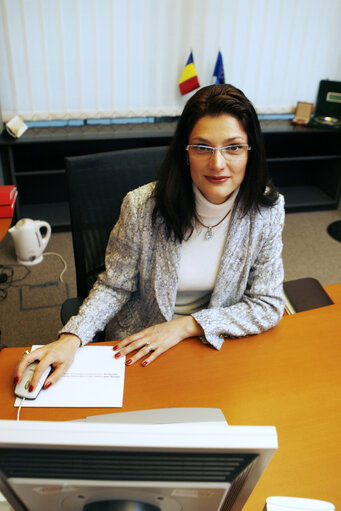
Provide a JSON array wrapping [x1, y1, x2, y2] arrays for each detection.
[[29, 384, 34, 393], [142, 361, 148, 367], [113, 345, 119, 351], [126, 359, 132, 365], [115, 352, 121, 358], [14, 376, 19, 385], [44, 381, 52, 389]]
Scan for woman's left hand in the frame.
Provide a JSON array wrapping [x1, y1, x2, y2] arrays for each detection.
[[112, 316, 204, 366]]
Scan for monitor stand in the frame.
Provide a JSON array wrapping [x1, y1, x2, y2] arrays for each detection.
[[84, 500, 159, 510], [71, 407, 228, 425]]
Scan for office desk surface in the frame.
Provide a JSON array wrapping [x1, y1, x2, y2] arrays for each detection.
[[1, 301, 340, 510], [326, 282, 341, 303]]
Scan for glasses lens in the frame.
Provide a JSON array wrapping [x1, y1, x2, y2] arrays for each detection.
[[189, 145, 213, 158], [221, 145, 248, 159]]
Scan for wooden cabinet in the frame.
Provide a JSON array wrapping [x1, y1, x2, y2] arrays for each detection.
[[0, 120, 340, 230]]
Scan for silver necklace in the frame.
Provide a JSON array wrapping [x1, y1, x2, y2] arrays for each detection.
[[197, 208, 232, 240]]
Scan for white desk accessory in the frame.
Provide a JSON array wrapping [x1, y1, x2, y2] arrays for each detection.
[[265, 496, 334, 510], [5, 115, 28, 138]]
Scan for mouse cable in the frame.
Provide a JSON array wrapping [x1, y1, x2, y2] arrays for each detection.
[[16, 397, 25, 421], [44, 252, 68, 283]]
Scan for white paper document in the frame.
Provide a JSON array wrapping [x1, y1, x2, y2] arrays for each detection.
[[14, 346, 125, 408]]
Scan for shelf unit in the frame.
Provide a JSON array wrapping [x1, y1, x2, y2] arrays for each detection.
[[0, 123, 173, 229], [262, 122, 341, 212], [0, 120, 340, 229]]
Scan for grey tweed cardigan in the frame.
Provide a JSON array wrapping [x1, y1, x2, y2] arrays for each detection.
[[62, 182, 285, 349]]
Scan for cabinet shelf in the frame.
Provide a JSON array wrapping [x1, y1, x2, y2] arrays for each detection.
[[268, 154, 341, 163], [279, 186, 336, 211], [21, 201, 70, 227], [16, 169, 65, 177], [1, 120, 340, 229]]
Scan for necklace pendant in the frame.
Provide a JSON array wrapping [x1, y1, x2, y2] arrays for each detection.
[[206, 228, 213, 240]]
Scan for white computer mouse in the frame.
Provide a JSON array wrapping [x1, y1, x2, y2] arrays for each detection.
[[14, 361, 52, 400], [265, 496, 334, 510]]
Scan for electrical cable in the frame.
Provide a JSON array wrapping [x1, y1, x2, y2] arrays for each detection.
[[0, 264, 30, 302], [16, 397, 25, 421], [0, 251, 67, 302], [44, 252, 68, 282]]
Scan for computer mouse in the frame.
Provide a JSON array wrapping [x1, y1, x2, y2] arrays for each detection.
[[14, 361, 52, 400]]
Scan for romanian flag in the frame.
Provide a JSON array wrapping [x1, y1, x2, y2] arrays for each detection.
[[178, 52, 200, 95], [212, 51, 225, 84]]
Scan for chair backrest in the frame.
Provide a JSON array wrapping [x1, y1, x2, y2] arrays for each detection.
[[65, 146, 169, 298]]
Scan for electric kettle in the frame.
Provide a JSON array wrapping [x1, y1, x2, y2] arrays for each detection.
[[9, 218, 51, 265]]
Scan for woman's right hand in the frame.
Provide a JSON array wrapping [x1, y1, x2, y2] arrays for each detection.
[[14, 334, 81, 393]]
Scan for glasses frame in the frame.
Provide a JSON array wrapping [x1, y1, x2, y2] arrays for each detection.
[[186, 144, 251, 160]]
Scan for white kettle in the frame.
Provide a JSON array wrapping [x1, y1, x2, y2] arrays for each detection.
[[9, 218, 51, 265]]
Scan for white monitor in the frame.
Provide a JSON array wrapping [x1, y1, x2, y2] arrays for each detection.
[[0, 420, 277, 511]]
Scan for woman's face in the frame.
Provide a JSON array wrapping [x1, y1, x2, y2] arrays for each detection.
[[188, 114, 249, 204]]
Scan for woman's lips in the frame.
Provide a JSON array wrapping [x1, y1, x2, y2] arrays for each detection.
[[205, 175, 230, 184]]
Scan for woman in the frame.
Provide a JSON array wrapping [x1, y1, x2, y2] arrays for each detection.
[[15, 84, 285, 392]]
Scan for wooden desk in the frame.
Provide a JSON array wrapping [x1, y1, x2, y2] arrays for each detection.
[[0, 217, 12, 242], [0, 300, 340, 510]]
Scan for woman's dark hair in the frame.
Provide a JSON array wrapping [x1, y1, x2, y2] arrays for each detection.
[[153, 84, 279, 241]]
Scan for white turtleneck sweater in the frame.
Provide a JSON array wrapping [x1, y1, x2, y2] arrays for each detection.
[[173, 185, 239, 318]]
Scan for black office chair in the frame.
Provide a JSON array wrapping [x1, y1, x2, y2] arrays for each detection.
[[61, 146, 169, 333]]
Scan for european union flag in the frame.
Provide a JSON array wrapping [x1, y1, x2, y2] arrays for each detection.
[[212, 51, 225, 84]]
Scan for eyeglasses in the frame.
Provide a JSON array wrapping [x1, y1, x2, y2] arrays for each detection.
[[186, 144, 251, 161]]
